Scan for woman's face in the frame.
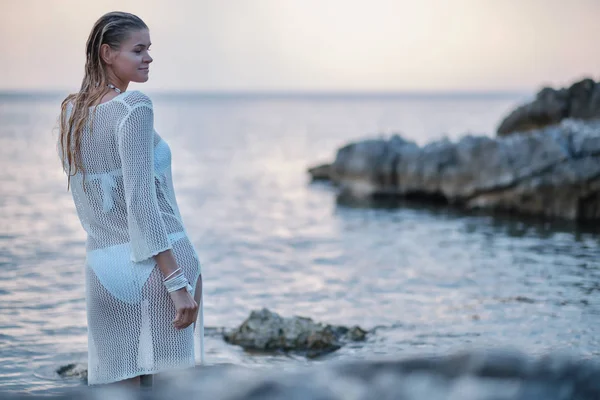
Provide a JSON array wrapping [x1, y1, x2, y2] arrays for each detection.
[[106, 29, 153, 83]]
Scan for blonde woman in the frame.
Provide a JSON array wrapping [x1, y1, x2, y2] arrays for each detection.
[[58, 11, 204, 387]]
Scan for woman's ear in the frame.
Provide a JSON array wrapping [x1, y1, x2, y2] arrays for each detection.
[[100, 43, 113, 65]]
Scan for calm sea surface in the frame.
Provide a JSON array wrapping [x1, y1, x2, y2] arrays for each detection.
[[1, 91, 599, 394]]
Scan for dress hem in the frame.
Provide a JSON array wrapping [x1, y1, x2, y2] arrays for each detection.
[[87, 360, 198, 386]]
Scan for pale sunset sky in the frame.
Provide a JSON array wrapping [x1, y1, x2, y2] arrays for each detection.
[[1, 0, 598, 93]]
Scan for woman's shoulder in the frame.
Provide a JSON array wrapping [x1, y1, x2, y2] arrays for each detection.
[[119, 90, 154, 109]]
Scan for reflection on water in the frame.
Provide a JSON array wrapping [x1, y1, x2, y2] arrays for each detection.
[[0, 92, 598, 394]]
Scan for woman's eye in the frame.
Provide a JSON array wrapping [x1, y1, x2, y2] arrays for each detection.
[[134, 50, 142, 54]]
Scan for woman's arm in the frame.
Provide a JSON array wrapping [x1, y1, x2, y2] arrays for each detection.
[[117, 101, 172, 263], [117, 94, 197, 329], [155, 249, 198, 330], [153, 249, 179, 280]]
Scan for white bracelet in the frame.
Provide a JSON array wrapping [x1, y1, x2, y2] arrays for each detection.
[[163, 267, 182, 282], [164, 273, 190, 293]]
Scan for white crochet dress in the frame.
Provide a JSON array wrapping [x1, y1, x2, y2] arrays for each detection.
[[59, 91, 204, 385]]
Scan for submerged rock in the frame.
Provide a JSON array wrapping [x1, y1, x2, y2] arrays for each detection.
[[56, 363, 87, 382], [497, 78, 600, 135], [223, 308, 368, 358], [308, 120, 600, 221]]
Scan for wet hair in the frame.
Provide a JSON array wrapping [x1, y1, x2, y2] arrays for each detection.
[[59, 11, 148, 189]]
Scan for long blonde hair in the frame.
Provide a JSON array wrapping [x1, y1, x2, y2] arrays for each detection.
[[59, 11, 147, 190]]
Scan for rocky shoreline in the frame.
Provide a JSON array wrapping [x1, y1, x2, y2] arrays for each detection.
[[307, 78, 600, 221], [309, 120, 600, 221]]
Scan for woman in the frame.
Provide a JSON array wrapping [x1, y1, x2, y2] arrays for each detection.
[[57, 11, 204, 387]]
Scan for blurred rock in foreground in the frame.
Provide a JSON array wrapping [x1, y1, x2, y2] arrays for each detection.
[[223, 308, 367, 358], [308, 120, 600, 221], [497, 78, 600, 135], [13, 349, 600, 399]]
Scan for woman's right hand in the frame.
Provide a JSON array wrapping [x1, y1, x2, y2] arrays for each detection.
[[169, 288, 198, 330]]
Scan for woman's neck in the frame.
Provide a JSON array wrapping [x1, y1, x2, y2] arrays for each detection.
[[105, 71, 129, 93]]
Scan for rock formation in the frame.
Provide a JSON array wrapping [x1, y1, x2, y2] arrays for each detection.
[[308, 120, 600, 220], [497, 78, 600, 135], [223, 308, 367, 358]]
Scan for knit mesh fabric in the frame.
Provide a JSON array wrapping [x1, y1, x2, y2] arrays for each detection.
[[58, 91, 204, 385]]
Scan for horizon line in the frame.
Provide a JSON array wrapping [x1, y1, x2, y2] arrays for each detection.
[[0, 88, 536, 99], [0, 88, 532, 99]]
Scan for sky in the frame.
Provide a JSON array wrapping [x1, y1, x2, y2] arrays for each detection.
[[1, 0, 599, 93]]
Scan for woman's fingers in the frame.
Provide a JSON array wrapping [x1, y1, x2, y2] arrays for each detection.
[[173, 299, 198, 330], [173, 309, 183, 327], [183, 301, 199, 329], [184, 300, 199, 328], [175, 308, 188, 329]]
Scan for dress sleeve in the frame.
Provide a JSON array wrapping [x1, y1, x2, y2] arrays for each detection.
[[117, 100, 172, 262]]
